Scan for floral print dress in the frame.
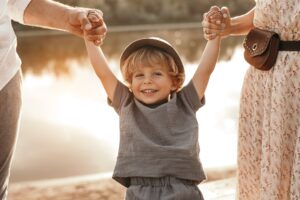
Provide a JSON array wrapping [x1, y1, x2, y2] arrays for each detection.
[[237, 0, 300, 200]]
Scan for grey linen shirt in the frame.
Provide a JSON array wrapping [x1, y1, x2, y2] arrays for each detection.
[[108, 80, 206, 187]]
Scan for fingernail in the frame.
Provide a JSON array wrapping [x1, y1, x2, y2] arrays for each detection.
[[216, 20, 221, 24], [85, 24, 92, 30]]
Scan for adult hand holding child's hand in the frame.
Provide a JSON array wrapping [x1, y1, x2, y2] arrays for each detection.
[[69, 8, 107, 45], [202, 6, 231, 40]]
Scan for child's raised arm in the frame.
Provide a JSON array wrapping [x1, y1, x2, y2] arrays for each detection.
[[84, 11, 117, 101], [192, 10, 222, 100], [85, 40, 117, 101]]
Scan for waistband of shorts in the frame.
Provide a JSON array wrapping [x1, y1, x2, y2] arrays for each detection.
[[130, 176, 196, 186]]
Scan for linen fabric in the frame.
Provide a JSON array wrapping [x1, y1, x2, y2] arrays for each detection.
[[109, 80, 206, 187]]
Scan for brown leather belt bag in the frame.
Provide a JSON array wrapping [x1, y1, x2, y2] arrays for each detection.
[[243, 28, 300, 71]]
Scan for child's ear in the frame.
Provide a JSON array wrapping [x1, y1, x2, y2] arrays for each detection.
[[171, 78, 179, 92], [171, 84, 177, 92]]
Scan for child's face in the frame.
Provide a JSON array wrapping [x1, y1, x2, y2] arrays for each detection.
[[131, 64, 177, 105]]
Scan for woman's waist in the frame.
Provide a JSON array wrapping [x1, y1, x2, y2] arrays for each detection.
[[253, 24, 300, 40]]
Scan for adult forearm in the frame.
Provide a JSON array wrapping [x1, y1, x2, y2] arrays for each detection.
[[24, 0, 73, 32], [227, 7, 255, 36]]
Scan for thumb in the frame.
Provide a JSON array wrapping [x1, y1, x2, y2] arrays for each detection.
[[78, 12, 92, 31], [221, 7, 231, 19]]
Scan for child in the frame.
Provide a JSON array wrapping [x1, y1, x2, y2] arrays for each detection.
[[85, 11, 222, 200]]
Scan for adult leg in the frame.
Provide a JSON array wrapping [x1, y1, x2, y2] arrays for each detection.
[[0, 71, 22, 200]]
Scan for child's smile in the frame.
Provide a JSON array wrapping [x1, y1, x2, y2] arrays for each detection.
[[131, 65, 176, 105], [140, 89, 158, 96]]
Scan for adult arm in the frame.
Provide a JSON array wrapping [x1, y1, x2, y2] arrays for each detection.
[[223, 7, 255, 36], [23, 0, 106, 45]]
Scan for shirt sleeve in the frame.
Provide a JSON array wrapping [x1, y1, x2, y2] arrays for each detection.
[[8, 0, 32, 24], [179, 80, 205, 112], [107, 80, 131, 114]]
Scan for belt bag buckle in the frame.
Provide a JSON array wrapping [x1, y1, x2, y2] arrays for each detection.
[[243, 28, 280, 71]]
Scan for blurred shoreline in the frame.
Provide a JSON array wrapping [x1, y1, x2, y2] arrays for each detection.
[[16, 22, 203, 37], [8, 169, 236, 200]]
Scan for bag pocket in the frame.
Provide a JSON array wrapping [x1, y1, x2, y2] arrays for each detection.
[[243, 28, 280, 70]]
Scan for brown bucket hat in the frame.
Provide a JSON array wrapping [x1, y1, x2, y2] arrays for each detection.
[[120, 37, 185, 74]]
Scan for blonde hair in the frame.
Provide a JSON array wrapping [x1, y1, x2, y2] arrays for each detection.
[[121, 47, 185, 91]]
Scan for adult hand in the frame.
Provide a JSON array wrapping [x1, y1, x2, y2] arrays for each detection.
[[68, 8, 107, 45], [202, 6, 231, 40]]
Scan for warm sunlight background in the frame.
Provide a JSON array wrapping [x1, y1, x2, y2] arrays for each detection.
[[11, 46, 248, 182], [10, 0, 255, 183]]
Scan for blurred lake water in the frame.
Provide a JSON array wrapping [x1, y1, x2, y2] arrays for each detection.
[[11, 25, 249, 182]]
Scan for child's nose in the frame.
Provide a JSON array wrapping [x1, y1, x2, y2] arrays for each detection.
[[143, 76, 152, 84]]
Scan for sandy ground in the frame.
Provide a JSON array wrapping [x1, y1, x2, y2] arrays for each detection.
[[8, 175, 126, 200], [8, 168, 236, 200]]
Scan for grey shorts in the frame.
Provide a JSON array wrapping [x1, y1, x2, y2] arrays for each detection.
[[125, 176, 204, 200]]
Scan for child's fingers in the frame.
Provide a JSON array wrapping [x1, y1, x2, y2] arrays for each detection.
[[204, 32, 217, 41], [85, 33, 105, 45], [203, 27, 221, 35], [84, 21, 107, 46], [86, 34, 104, 42], [202, 20, 223, 31]]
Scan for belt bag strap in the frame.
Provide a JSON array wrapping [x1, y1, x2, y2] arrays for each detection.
[[279, 41, 300, 51], [243, 28, 300, 71]]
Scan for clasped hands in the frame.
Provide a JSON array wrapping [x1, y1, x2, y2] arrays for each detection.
[[202, 6, 231, 40], [74, 6, 231, 45], [69, 8, 107, 46]]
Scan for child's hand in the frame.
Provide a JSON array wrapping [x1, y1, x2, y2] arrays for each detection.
[[86, 10, 106, 45]]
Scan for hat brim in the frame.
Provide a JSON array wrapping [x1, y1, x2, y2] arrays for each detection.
[[120, 37, 184, 74]]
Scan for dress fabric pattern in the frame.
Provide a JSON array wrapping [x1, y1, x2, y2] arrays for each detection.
[[237, 0, 300, 200]]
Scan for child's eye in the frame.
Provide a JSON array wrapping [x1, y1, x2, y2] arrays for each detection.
[[134, 73, 144, 78], [153, 72, 162, 76]]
